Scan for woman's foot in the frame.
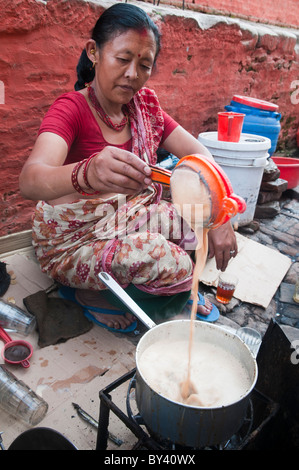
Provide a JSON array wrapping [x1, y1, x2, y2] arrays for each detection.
[[75, 289, 136, 330], [188, 293, 213, 316]]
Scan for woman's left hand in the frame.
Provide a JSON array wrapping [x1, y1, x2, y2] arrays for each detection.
[[207, 222, 238, 271]]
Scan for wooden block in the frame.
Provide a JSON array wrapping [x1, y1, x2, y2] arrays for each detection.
[[0, 230, 32, 255]]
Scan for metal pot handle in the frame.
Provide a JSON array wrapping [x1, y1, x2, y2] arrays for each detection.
[[98, 272, 156, 330]]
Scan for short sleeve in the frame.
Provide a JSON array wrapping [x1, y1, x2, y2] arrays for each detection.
[[38, 92, 84, 149], [161, 110, 179, 142]]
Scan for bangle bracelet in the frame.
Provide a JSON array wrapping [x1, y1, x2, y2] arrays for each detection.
[[83, 153, 98, 190], [71, 159, 100, 196]]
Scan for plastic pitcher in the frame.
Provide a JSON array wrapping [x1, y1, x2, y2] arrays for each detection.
[[218, 112, 245, 142]]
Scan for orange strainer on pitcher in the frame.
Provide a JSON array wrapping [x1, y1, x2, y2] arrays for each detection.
[[150, 154, 246, 229]]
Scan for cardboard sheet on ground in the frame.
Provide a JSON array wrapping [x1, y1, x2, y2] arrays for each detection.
[[1, 253, 53, 307], [200, 232, 292, 308], [0, 251, 138, 450]]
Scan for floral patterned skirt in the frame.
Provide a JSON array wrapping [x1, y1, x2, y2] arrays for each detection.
[[32, 189, 195, 297]]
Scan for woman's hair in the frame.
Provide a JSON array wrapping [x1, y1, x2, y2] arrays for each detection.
[[74, 3, 161, 90]]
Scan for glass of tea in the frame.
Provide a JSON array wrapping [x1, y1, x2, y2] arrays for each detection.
[[216, 272, 238, 304]]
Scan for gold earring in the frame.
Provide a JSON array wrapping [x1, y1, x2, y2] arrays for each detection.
[[90, 48, 96, 66], [90, 49, 97, 69]]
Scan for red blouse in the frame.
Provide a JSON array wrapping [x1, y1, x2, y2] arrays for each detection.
[[38, 91, 178, 165]]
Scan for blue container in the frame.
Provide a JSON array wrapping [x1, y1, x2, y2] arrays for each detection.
[[225, 95, 281, 156]]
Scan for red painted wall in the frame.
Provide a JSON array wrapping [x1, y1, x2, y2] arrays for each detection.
[[0, 0, 299, 237], [165, 0, 299, 29]]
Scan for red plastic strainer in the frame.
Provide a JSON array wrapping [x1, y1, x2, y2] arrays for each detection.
[[151, 154, 246, 229], [0, 326, 33, 368]]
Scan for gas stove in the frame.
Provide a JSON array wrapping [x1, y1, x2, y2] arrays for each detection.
[[95, 320, 299, 451], [95, 368, 278, 451]]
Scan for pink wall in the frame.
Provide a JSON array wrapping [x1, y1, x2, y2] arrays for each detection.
[[0, 0, 299, 236]]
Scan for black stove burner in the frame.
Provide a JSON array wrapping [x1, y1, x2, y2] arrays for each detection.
[[95, 369, 278, 451], [96, 369, 162, 450]]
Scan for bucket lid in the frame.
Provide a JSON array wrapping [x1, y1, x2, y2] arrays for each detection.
[[198, 132, 271, 151], [232, 95, 279, 112]]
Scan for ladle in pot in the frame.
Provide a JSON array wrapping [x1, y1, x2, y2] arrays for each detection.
[[98, 272, 155, 330], [0, 326, 33, 368]]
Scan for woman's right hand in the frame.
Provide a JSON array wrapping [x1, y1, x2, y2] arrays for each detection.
[[19, 132, 153, 202], [86, 146, 152, 195]]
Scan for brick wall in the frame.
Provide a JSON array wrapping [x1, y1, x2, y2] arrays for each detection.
[[0, 0, 299, 236]]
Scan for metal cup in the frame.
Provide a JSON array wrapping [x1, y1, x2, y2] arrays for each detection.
[[0, 365, 48, 425]]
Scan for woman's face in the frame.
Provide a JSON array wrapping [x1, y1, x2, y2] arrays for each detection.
[[93, 28, 157, 106]]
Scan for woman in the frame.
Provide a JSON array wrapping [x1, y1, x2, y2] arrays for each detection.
[[19, 3, 237, 332]]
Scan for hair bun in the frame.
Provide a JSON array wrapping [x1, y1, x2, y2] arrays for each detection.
[[74, 49, 95, 90]]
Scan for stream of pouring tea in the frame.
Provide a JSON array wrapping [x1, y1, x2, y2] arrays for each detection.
[[170, 167, 211, 404], [180, 227, 209, 403]]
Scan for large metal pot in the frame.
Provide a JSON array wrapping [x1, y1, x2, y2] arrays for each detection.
[[135, 320, 258, 448], [98, 273, 258, 448]]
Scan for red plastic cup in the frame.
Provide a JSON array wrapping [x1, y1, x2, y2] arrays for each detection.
[[218, 112, 245, 142]]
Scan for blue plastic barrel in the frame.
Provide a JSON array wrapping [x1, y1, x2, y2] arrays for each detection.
[[225, 95, 281, 156]]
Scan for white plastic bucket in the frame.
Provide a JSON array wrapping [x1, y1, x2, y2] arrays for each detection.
[[198, 132, 271, 226]]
